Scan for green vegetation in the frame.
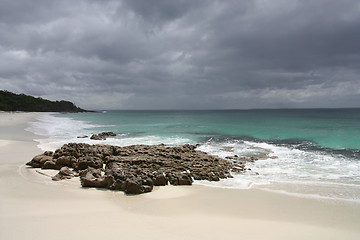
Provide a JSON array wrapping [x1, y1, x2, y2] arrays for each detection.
[[0, 90, 88, 112]]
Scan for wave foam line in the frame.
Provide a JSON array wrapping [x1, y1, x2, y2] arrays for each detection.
[[259, 187, 360, 204]]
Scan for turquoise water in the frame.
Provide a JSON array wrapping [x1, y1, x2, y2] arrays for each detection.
[[27, 109, 360, 202], [65, 109, 360, 151]]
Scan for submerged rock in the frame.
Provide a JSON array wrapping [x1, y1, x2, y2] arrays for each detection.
[[90, 132, 117, 140], [27, 143, 239, 195], [77, 135, 88, 138]]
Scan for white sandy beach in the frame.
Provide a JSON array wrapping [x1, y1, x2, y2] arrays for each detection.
[[1, 112, 360, 240]]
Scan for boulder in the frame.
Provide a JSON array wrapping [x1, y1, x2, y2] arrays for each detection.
[[26, 154, 53, 168], [124, 177, 153, 194], [80, 167, 114, 188], [90, 132, 116, 140], [55, 156, 76, 167], [42, 160, 61, 170], [178, 173, 193, 185], [168, 172, 192, 185], [152, 172, 168, 186], [52, 167, 77, 181], [125, 178, 144, 194]]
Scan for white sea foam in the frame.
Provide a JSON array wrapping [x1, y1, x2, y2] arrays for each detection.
[[26, 113, 112, 151], [197, 139, 360, 202], [26, 113, 193, 151], [26, 113, 106, 137]]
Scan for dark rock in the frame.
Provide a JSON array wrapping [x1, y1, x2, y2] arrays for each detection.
[[44, 151, 53, 156], [167, 172, 192, 185], [109, 179, 126, 191], [76, 156, 103, 170], [152, 172, 168, 186], [80, 167, 102, 178], [52, 167, 77, 181], [80, 167, 114, 188], [125, 178, 144, 194], [42, 160, 61, 170], [26, 154, 53, 168], [123, 176, 153, 194], [55, 156, 76, 167], [60, 166, 77, 176], [178, 173, 193, 185], [90, 132, 116, 140], [77, 135, 88, 138]]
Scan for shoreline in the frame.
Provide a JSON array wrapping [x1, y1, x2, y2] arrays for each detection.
[[0, 112, 43, 163], [1, 112, 360, 239]]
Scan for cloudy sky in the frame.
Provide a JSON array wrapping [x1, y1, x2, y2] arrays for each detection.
[[1, 0, 360, 110]]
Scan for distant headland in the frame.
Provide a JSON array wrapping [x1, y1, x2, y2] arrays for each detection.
[[0, 90, 90, 112]]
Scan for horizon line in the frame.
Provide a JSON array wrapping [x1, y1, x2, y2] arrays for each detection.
[[87, 107, 360, 112]]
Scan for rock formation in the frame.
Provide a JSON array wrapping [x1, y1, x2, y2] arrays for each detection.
[[26, 143, 238, 194]]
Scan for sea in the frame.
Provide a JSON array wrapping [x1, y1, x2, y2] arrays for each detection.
[[26, 109, 360, 202]]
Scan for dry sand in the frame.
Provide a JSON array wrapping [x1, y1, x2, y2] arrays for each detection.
[[1, 112, 360, 240]]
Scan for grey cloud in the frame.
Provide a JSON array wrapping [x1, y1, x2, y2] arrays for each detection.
[[122, 0, 205, 25], [0, 0, 360, 109]]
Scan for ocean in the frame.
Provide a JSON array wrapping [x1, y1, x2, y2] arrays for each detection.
[[26, 109, 360, 202]]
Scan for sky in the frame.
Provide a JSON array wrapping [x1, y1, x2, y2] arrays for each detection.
[[1, 0, 360, 110]]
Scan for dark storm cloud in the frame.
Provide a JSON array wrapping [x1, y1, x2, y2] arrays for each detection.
[[1, 0, 360, 109], [122, 0, 205, 24]]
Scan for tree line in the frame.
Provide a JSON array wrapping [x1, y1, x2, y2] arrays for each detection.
[[0, 90, 89, 112]]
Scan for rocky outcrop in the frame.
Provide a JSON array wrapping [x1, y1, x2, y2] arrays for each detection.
[[27, 143, 237, 194], [90, 132, 116, 140]]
